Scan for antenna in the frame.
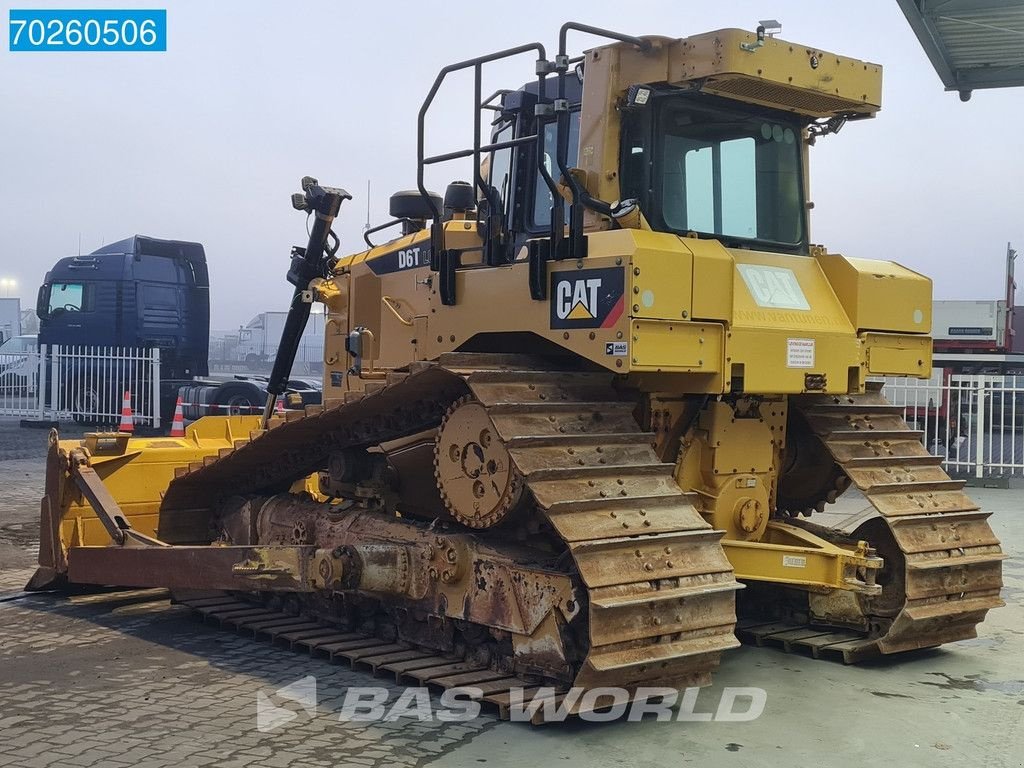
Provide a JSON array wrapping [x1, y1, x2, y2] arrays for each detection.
[[363, 180, 371, 232], [1005, 242, 1017, 350], [78, 233, 82, 256], [1006, 240, 1017, 312]]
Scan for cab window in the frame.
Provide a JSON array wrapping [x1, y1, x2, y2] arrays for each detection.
[[48, 283, 91, 313], [532, 111, 581, 227], [489, 121, 514, 211], [657, 101, 803, 246]]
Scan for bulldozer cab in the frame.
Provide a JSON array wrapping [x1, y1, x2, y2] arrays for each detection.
[[415, 25, 881, 306], [493, 83, 806, 252]]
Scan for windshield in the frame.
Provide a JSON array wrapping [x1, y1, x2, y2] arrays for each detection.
[[640, 97, 805, 249], [47, 282, 90, 314]]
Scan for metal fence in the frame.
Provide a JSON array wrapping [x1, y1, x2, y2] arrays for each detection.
[[0, 346, 43, 417], [0, 345, 161, 427], [877, 372, 1024, 479]]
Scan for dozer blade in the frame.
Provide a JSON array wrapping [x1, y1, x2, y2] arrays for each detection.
[[30, 418, 264, 591]]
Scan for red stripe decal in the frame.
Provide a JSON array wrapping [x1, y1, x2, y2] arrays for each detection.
[[601, 295, 625, 328]]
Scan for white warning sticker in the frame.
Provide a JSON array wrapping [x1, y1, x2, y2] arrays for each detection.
[[782, 555, 807, 568], [786, 338, 815, 368]]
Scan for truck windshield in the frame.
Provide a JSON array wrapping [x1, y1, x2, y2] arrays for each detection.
[[641, 97, 806, 250], [47, 282, 90, 314]]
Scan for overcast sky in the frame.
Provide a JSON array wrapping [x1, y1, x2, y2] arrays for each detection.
[[1, 0, 1021, 329]]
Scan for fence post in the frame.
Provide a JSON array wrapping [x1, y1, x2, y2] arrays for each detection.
[[974, 377, 985, 480], [151, 348, 161, 429], [49, 345, 61, 419], [35, 344, 47, 419]]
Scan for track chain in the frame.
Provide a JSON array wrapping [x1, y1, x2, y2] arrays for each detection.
[[174, 591, 572, 724], [747, 384, 1005, 661], [162, 354, 740, 695]]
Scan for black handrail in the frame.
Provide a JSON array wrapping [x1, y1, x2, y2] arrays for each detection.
[[416, 41, 548, 303], [414, 24, 652, 303], [481, 89, 514, 112], [557, 22, 649, 57], [423, 130, 538, 166], [552, 23, 651, 260], [363, 218, 419, 249]]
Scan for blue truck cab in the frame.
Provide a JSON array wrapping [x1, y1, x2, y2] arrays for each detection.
[[35, 235, 319, 427], [36, 235, 210, 379]]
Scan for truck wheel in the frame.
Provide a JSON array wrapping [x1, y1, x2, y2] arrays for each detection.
[[212, 381, 264, 416]]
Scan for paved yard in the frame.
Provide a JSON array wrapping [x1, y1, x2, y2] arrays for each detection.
[[0, 420, 1021, 767]]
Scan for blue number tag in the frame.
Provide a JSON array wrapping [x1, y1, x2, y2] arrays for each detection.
[[9, 9, 167, 52]]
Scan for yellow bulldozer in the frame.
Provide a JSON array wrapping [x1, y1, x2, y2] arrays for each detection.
[[31, 23, 1004, 718]]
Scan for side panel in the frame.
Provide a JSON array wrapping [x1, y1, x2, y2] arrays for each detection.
[[818, 253, 932, 335], [726, 248, 857, 394], [332, 228, 931, 395]]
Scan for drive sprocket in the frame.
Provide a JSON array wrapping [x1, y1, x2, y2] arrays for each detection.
[[434, 395, 525, 528], [777, 404, 851, 516]]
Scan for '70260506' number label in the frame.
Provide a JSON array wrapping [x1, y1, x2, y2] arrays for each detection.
[[9, 9, 166, 52]]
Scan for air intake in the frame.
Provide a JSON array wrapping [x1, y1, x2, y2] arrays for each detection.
[[703, 76, 870, 118]]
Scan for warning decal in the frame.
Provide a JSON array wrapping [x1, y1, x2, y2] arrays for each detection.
[[786, 338, 815, 368]]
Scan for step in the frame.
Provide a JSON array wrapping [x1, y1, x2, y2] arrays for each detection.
[[591, 581, 742, 611], [825, 428, 925, 442], [863, 478, 966, 495], [524, 462, 675, 482], [906, 552, 1007, 571], [543, 497, 708, 542], [505, 431, 653, 449], [529, 472, 682, 509], [508, 440, 657, 474], [569, 528, 731, 589], [487, 401, 636, 416], [841, 455, 943, 469]]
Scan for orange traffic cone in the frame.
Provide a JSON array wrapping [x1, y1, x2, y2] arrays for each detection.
[[118, 390, 134, 433], [170, 396, 185, 437]]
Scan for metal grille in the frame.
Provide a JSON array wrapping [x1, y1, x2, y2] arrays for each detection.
[[0, 344, 161, 427], [0, 345, 43, 417], [703, 76, 862, 117], [878, 372, 1024, 479]]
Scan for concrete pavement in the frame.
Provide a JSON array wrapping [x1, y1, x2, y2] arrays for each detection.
[[0, 419, 1020, 767]]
